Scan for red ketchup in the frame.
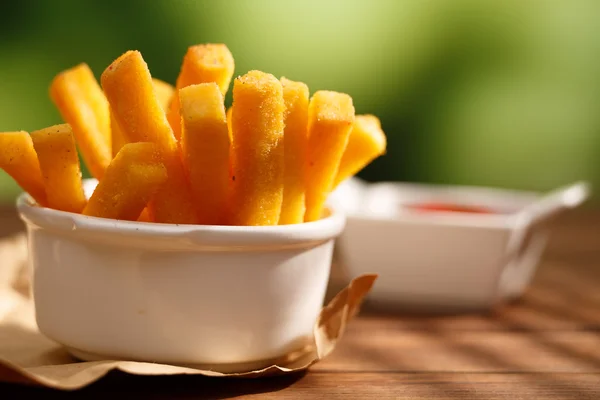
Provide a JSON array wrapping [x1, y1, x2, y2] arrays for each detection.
[[405, 202, 495, 214]]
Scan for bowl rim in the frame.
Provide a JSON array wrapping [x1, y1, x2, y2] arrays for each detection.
[[16, 179, 346, 249], [332, 179, 544, 229]]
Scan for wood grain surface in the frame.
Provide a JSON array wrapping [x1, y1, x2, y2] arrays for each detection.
[[1, 207, 599, 399]]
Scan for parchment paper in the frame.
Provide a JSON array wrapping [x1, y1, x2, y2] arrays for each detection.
[[0, 233, 376, 390]]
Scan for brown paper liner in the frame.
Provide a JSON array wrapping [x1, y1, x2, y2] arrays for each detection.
[[0, 233, 377, 390]]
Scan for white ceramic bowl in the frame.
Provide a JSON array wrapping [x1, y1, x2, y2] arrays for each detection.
[[17, 180, 345, 369], [330, 178, 590, 312]]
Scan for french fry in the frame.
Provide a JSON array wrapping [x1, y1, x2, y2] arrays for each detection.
[[133, 71, 169, 221], [109, 110, 127, 157], [110, 78, 174, 157], [136, 70, 166, 221], [49, 63, 112, 180], [137, 208, 152, 222], [226, 105, 234, 197], [102, 51, 174, 150], [168, 44, 235, 140], [229, 71, 285, 226], [31, 124, 86, 213], [333, 115, 387, 187], [180, 83, 230, 225], [0, 131, 47, 205], [153, 78, 175, 111], [226, 106, 233, 143], [304, 91, 355, 222], [278, 77, 309, 225], [101, 50, 198, 224], [83, 142, 167, 221], [109, 113, 156, 223]]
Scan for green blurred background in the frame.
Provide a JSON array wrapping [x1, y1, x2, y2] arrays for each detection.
[[1, 0, 598, 202]]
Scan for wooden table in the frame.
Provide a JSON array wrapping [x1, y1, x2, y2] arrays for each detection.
[[1, 207, 599, 399]]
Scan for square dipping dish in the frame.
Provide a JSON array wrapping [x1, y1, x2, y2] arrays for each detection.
[[330, 178, 590, 312]]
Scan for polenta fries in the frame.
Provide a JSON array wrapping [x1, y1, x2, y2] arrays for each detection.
[[50, 63, 112, 180], [1, 44, 386, 227], [180, 83, 230, 225], [101, 50, 198, 224], [83, 142, 167, 221], [31, 124, 86, 213], [229, 71, 285, 226], [168, 44, 234, 140], [0, 131, 47, 205], [304, 91, 355, 222], [334, 115, 387, 188], [279, 77, 309, 225]]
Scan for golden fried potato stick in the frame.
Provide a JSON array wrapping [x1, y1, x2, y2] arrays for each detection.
[[31, 124, 86, 213], [229, 71, 285, 226], [168, 44, 235, 140], [101, 50, 198, 224], [304, 91, 355, 222], [180, 83, 230, 225], [333, 115, 387, 188], [225, 106, 234, 195], [279, 77, 309, 225], [83, 142, 167, 221], [0, 131, 47, 205], [153, 78, 175, 111], [110, 78, 174, 157], [137, 208, 152, 222], [226, 106, 233, 143], [134, 74, 168, 223], [50, 63, 112, 180], [102, 51, 174, 150], [109, 109, 127, 157]]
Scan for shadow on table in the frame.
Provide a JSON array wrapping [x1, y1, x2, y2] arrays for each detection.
[[0, 370, 307, 399], [340, 317, 600, 399], [339, 286, 600, 398]]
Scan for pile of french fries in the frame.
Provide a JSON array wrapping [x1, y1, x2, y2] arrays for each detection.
[[0, 44, 387, 226]]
